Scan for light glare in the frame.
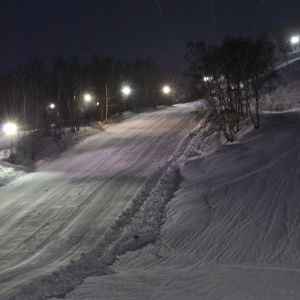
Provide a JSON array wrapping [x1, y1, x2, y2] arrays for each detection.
[[203, 76, 212, 82], [291, 36, 299, 44], [162, 86, 171, 94], [3, 123, 17, 135], [84, 94, 92, 102], [122, 86, 131, 95]]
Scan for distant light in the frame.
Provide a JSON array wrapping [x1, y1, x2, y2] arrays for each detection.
[[291, 36, 299, 44], [96, 102, 99, 106], [84, 94, 92, 102], [162, 85, 171, 94], [49, 103, 55, 109], [3, 123, 17, 135], [203, 76, 212, 82], [122, 86, 131, 95]]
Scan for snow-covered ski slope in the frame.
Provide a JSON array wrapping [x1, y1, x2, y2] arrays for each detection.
[[2, 57, 300, 299], [63, 59, 300, 300], [63, 112, 300, 300], [0, 105, 197, 299]]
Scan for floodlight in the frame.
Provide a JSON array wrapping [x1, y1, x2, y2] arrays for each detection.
[[162, 85, 171, 94], [291, 36, 299, 44], [3, 123, 17, 135], [84, 94, 92, 102], [122, 86, 131, 95]]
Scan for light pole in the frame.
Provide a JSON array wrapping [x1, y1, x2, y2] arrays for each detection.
[[49, 103, 58, 136], [83, 93, 96, 125], [162, 85, 172, 105], [121, 86, 132, 111], [291, 36, 299, 52], [3, 123, 17, 163]]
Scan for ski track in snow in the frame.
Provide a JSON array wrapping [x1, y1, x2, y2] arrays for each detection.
[[0, 106, 197, 299], [2, 102, 300, 299], [65, 111, 300, 300]]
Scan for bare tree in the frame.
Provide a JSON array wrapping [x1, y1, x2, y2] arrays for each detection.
[[185, 36, 276, 141]]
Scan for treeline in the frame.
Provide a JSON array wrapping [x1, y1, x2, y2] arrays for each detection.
[[185, 36, 276, 142], [0, 55, 180, 134], [184, 14, 300, 142]]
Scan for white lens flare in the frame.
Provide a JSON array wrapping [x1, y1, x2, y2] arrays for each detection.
[[122, 86, 131, 95], [3, 123, 17, 135], [84, 94, 92, 101], [291, 36, 299, 44], [162, 86, 171, 94]]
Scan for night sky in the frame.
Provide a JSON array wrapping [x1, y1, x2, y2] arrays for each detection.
[[1, 0, 300, 72]]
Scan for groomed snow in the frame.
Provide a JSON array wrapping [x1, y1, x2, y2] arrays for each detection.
[[62, 110, 300, 300], [1, 58, 300, 299], [0, 105, 197, 299]]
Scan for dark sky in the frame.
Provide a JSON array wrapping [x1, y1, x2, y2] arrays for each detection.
[[1, 0, 300, 72]]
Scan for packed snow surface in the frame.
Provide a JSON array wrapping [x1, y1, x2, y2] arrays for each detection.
[[1, 87, 300, 298], [61, 110, 300, 300], [0, 106, 197, 299]]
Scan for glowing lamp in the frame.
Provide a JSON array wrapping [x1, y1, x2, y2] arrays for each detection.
[[162, 85, 171, 94], [122, 86, 131, 95], [84, 94, 92, 102], [291, 36, 299, 44], [3, 123, 17, 135]]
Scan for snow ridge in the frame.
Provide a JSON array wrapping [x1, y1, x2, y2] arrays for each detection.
[[10, 125, 202, 299]]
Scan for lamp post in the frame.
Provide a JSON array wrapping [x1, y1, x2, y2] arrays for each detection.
[[3, 123, 17, 163], [291, 36, 299, 52], [162, 85, 172, 105], [83, 93, 96, 125], [121, 86, 132, 111], [48, 103, 59, 136]]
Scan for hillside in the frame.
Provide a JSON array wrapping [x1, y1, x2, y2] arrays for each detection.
[[63, 60, 300, 299], [0, 58, 300, 299]]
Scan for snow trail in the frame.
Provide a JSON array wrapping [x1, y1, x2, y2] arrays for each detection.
[[13, 127, 200, 299]]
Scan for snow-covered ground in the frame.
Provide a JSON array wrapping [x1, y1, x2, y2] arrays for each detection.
[[60, 109, 300, 300], [0, 106, 197, 299], [1, 58, 300, 299]]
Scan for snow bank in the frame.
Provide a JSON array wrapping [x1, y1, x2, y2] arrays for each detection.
[[0, 162, 28, 187], [0, 127, 101, 187]]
